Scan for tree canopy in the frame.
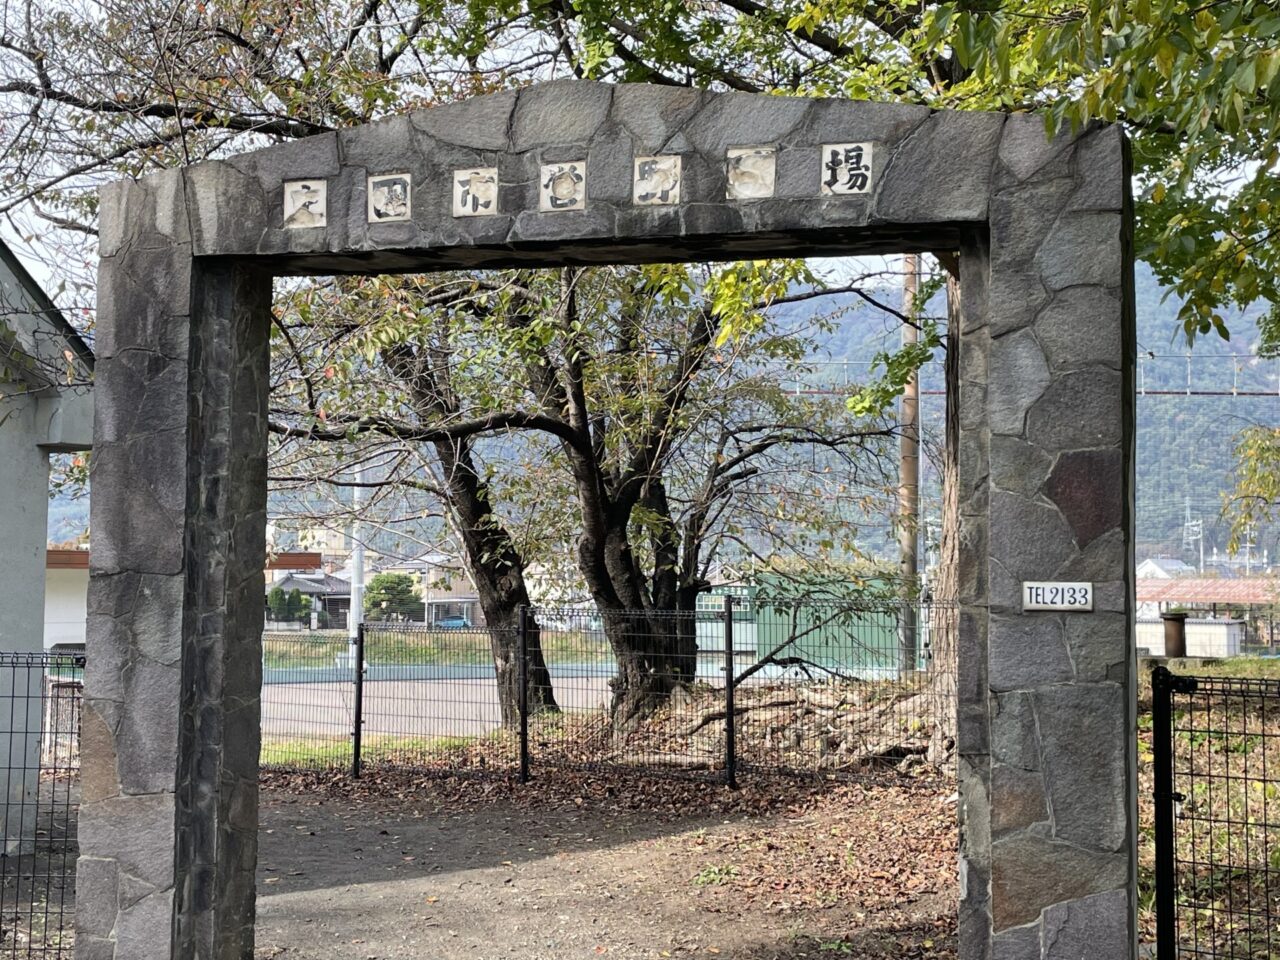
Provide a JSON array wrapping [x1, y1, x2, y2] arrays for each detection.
[[364, 571, 422, 619], [3, 1, 1276, 354]]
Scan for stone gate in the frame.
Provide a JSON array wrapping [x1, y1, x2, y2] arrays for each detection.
[[79, 80, 1136, 960]]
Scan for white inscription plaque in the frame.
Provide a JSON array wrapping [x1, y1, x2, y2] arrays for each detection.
[[634, 155, 681, 205], [540, 162, 587, 211], [1022, 581, 1093, 612], [820, 142, 873, 195], [726, 147, 776, 200], [282, 180, 327, 229], [453, 168, 498, 217]]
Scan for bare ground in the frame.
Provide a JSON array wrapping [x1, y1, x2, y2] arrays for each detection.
[[254, 767, 957, 960]]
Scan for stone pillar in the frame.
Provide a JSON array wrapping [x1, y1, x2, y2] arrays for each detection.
[[76, 171, 270, 960], [956, 236, 993, 958], [957, 119, 1137, 958]]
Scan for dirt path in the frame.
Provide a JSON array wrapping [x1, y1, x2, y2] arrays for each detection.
[[254, 770, 957, 960]]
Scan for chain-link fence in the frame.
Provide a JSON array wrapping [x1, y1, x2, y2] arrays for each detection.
[[260, 599, 956, 784], [1, 652, 82, 959]]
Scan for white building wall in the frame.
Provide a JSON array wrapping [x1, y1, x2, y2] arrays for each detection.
[[1136, 619, 1245, 658], [44, 567, 89, 647], [0, 386, 52, 852], [0, 387, 52, 653]]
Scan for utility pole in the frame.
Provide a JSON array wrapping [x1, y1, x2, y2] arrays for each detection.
[[1182, 496, 1204, 573], [899, 254, 920, 676], [348, 463, 366, 651]]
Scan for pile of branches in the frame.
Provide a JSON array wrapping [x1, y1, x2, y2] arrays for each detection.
[[677, 679, 941, 775], [512, 678, 944, 778]]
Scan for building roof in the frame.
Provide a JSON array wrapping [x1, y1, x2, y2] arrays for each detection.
[[265, 551, 323, 570], [268, 572, 350, 596], [48, 549, 322, 571], [46, 548, 90, 569], [0, 238, 94, 369], [1136, 557, 1196, 578], [1137, 578, 1280, 606]]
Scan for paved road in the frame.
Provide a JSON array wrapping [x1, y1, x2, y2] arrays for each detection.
[[261, 673, 615, 740], [258, 652, 885, 743]]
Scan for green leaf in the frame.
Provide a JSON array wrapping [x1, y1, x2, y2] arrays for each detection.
[[1234, 58, 1257, 93]]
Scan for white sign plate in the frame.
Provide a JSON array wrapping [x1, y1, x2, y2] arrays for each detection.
[[1022, 581, 1093, 612]]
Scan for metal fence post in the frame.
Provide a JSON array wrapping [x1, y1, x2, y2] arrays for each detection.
[[352, 622, 365, 779], [1152, 664, 1194, 958], [723, 595, 737, 789], [518, 605, 530, 783]]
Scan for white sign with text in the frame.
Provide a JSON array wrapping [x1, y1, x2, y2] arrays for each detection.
[[1022, 581, 1093, 612]]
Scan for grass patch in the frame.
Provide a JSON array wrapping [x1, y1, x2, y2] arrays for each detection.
[[693, 864, 740, 886], [1164, 656, 1280, 681], [260, 738, 352, 768], [260, 729, 522, 769], [262, 629, 614, 671], [263, 633, 347, 669]]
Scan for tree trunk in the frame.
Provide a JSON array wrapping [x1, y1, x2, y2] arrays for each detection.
[[574, 508, 696, 735], [642, 480, 698, 685], [382, 344, 560, 726], [927, 275, 961, 765], [592, 478, 712, 732], [599, 627, 702, 736], [606, 612, 685, 735], [582, 544, 690, 733], [435, 439, 558, 725], [481, 602, 557, 726], [604, 606, 701, 736]]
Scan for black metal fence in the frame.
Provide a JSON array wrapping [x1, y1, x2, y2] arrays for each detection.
[[1151, 666, 1280, 959], [261, 598, 956, 783], [1, 652, 82, 959]]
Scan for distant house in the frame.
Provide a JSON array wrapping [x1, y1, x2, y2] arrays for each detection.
[[1136, 557, 1197, 579], [1136, 576, 1280, 647], [1136, 577, 1280, 614], [44, 550, 329, 647], [371, 552, 484, 626], [265, 568, 351, 630], [44, 548, 91, 648], [1136, 618, 1247, 658]]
